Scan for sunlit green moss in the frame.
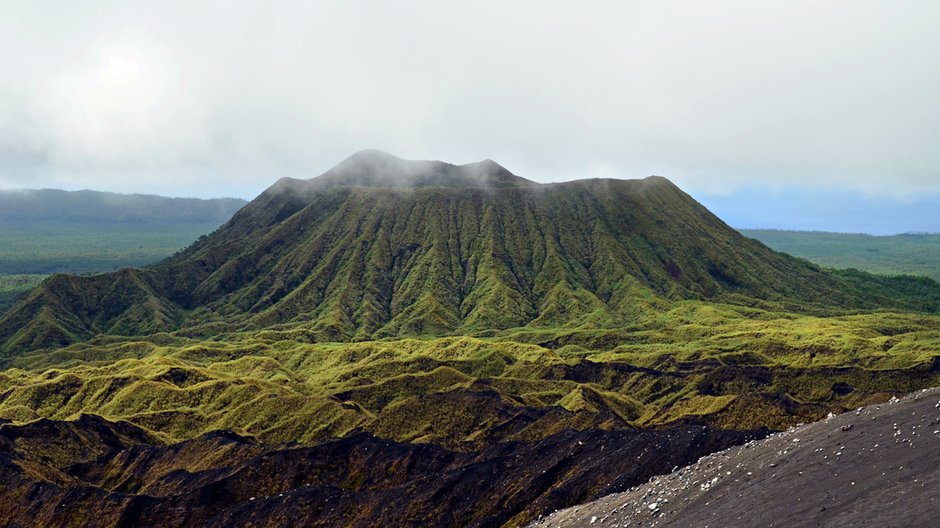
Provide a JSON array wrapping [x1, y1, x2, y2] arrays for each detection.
[[1, 304, 937, 444]]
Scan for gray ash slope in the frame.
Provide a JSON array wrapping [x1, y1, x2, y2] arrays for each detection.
[[531, 386, 940, 528]]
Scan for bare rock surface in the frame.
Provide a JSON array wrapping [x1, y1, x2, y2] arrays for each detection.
[[531, 387, 940, 528]]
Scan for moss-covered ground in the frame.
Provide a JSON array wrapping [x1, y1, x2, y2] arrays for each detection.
[[2, 300, 936, 446]]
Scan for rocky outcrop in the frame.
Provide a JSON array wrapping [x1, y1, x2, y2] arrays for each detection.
[[0, 415, 763, 527]]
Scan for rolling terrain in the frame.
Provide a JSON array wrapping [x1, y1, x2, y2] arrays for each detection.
[[0, 415, 762, 527], [0, 151, 938, 526]]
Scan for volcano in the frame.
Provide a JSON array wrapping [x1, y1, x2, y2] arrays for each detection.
[[3, 151, 935, 354]]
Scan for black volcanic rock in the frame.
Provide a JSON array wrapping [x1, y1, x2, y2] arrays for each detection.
[[0, 415, 764, 527]]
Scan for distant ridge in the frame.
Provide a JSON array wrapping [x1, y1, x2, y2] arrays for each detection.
[[0, 189, 248, 277], [742, 229, 940, 282], [0, 188, 246, 224]]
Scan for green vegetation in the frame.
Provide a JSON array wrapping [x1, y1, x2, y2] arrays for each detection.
[[1, 302, 937, 446], [5, 168, 938, 355], [0, 275, 46, 313], [0, 222, 232, 275], [2, 153, 938, 451], [0, 188, 245, 225], [742, 229, 940, 281], [0, 188, 245, 312], [0, 189, 245, 275]]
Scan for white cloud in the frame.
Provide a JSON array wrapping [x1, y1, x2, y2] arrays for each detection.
[[1, 0, 938, 198]]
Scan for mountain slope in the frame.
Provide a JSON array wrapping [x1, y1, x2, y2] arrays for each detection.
[[2, 151, 939, 354], [0, 269, 181, 352], [2, 151, 940, 526], [532, 386, 940, 527]]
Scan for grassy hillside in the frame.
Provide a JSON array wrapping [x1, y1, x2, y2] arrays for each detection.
[[1, 149, 937, 441], [1, 301, 937, 445], [2, 154, 939, 527], [2, 282, 938, 526], [742, 230, 940, 281], [6, 154, 939, 355], [0, 275, 46, 314]]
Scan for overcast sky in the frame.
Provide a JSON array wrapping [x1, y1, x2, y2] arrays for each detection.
[[1, 1, 939, 230]]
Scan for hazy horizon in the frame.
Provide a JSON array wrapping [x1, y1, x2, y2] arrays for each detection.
[[2, 1, 938, 233], [2, 155, 938, 235]]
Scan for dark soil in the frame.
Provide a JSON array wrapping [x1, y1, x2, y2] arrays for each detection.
[[0, 417, 762, 527], [531, 387, 940, 527]]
